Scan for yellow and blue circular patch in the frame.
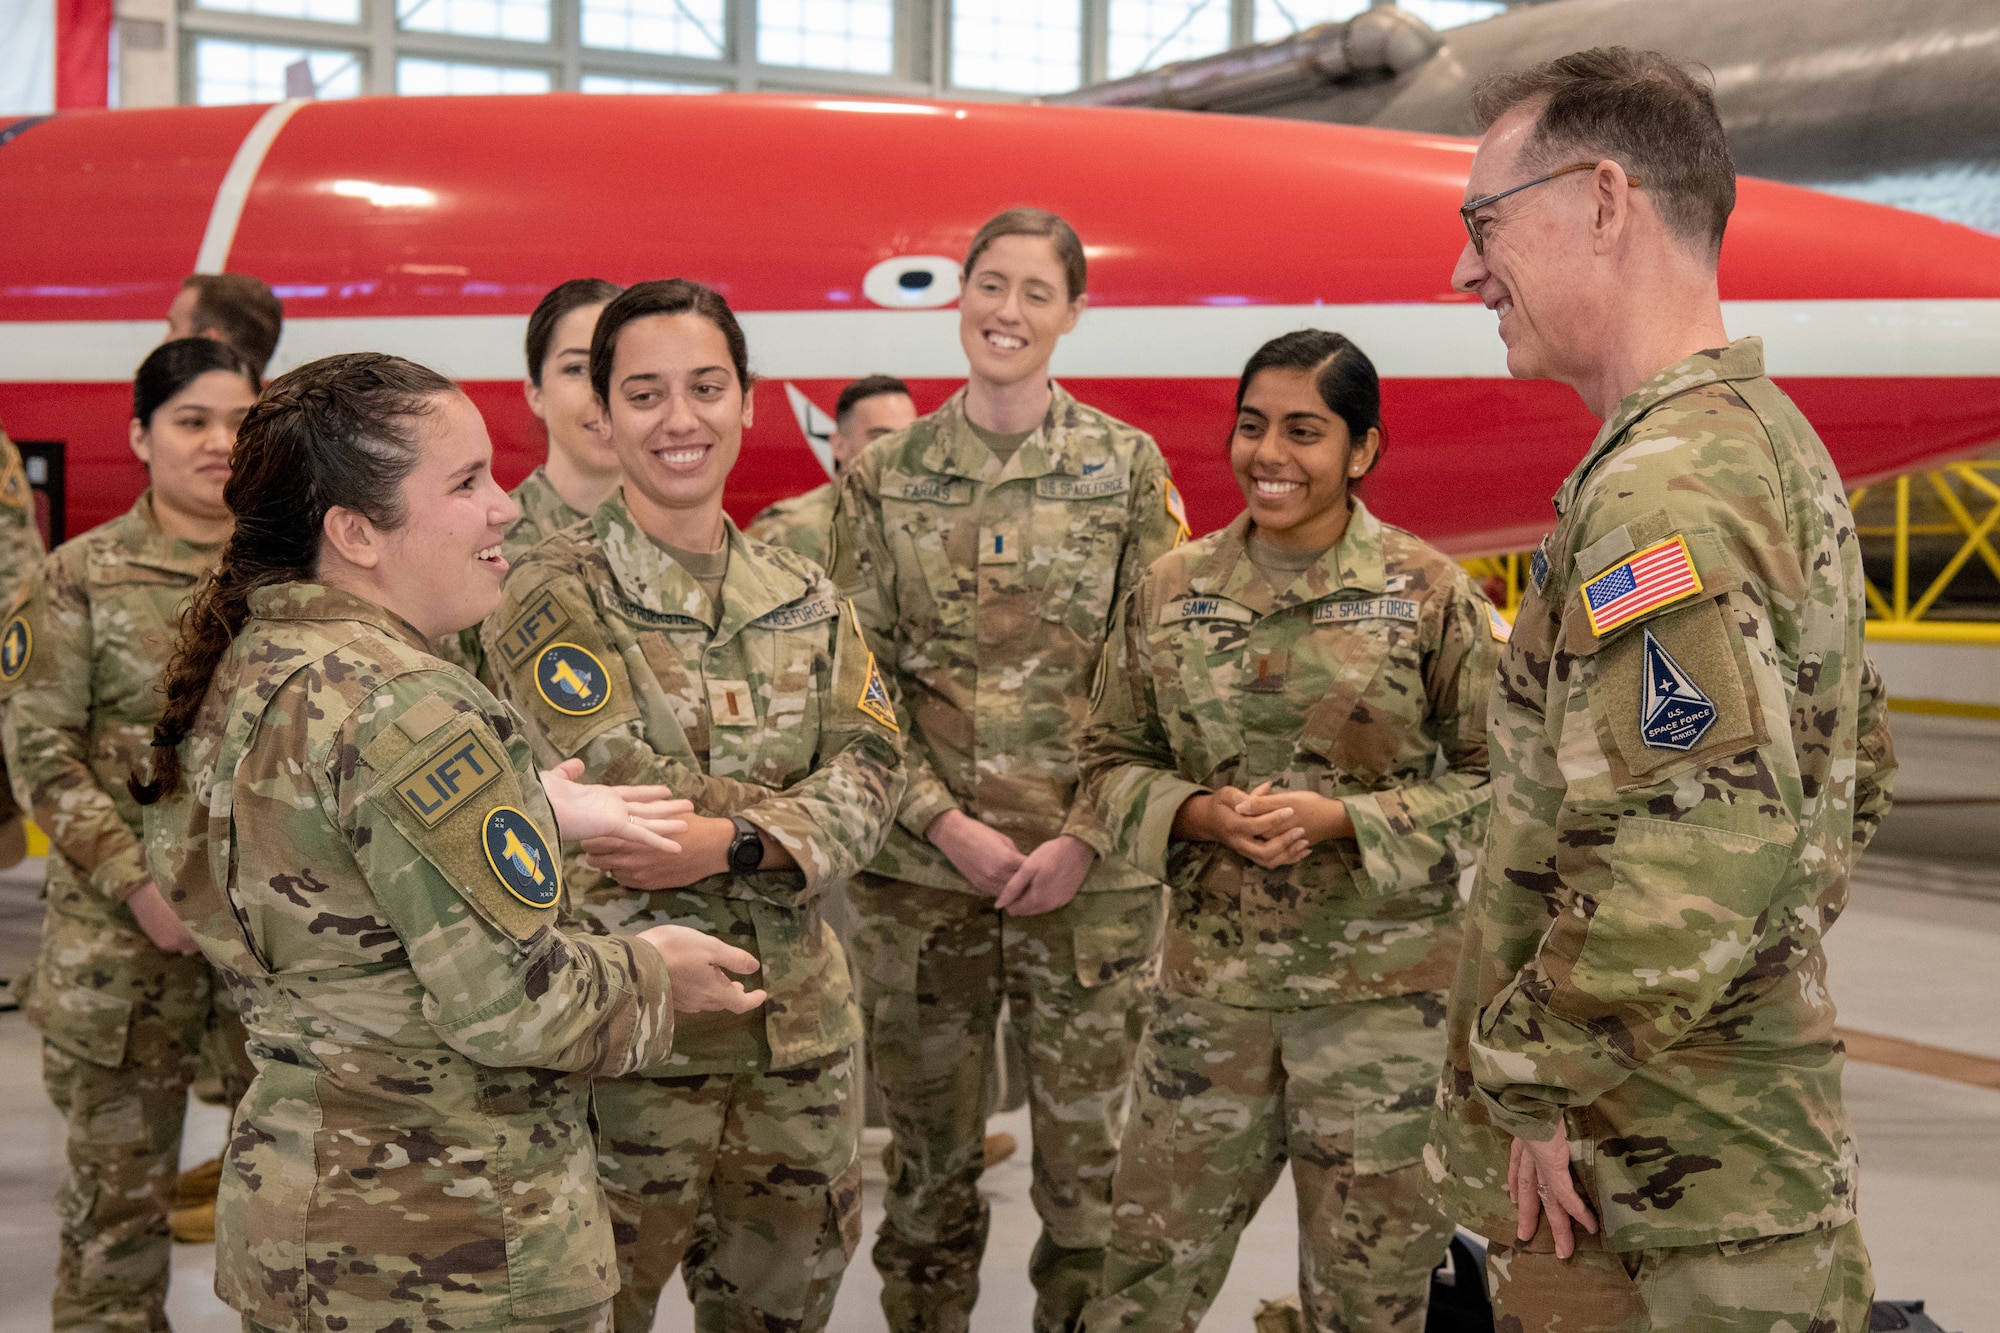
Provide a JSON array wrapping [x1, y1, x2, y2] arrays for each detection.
[[534, 642, 611, 716], [0, 615, 30, 682], [482, 806, 561, 908]]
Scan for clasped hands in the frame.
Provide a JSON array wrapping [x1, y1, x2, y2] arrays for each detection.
[[926, 809, 1095, 916], [1172, 781, 1352, 867]]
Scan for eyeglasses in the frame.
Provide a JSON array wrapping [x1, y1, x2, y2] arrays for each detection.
[[1459, 162, 1642, 257]]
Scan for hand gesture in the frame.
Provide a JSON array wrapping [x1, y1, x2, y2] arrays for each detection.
[[1172, 782, 1310, 868], [128, 882, 201, 956], [1507, 1120, 1599, 1259], [638, 923, 768, 1014], [926, 809, 1026, 897], [1233, 786, 1352, 845], [538, 759, 690, 852], [995, 834, 1096, 916]]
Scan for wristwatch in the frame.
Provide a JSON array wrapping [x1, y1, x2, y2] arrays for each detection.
[[727, 816, 765, 875]]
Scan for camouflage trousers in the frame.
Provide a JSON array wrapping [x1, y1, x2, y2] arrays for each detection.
[[848, 877, 1162, 1333], [1485, 1217, 1874, 1332], [24, 902, 252, 1333], [245, 1300, 614, 1333], [592, 1049, 861, 1333], [1084, 991, 1452, 1333]]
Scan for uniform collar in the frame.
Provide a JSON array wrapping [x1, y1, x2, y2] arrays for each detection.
[[918, 382, 1109, 484], [513, 466, 586, 533], [113, 490, 225, 576], [246, 581, 434, 653], [595, 488, 812, 639], [1191, 499, 1387, 615], [1555, 337, 1767, 517]]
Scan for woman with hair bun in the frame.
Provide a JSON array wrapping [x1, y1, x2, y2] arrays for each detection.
[[1, 337, 258, 1331], [134, 350, 767, 1333], [1076, 331, 1501, 1333]]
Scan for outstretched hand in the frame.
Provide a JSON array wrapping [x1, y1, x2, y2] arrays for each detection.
[[638, 923, 768, 1014], [538, 759, 691, 853]]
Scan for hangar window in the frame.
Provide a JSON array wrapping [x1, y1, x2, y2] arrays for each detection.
[[1251, 0, 1365, 40], [579, 73, 722, 91], [582, 0, 728, 61], [192, 38, 364, 104], [192, 0, 361, 24], [1106, 0, 1230, 79], [757, 0, 894, 74], [951, 0, 1080, 94], [1397, 0, 1503, 28], [397, 0, 552, 43], [396, 57, 555, 93]]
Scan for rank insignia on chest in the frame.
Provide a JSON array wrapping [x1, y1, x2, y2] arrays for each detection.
[[0, 614, 28, 681], [534, 643, 612, 716], [1487, 604, 1513, 643], [708, 678, 757, 727], [980, 529, 1018, 565], [857, 652, 898, 730], [1530, 537, 1551, 595], [482, 807, 561, 908], [1580, 534, 1701, 636], [1640, 629, 1718, 750]]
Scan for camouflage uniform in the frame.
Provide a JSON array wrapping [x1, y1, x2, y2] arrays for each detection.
[[441, 465, 591, 679], [1426, 340, 1897, 1329], [484, 494, 903, 1333], [0, 493, 248, 1332], [0, 423, 48, 831], [749, 480, 837, 572], [833, 385, 1182, 1333], [1076, 503, 1498, 1333], [142, 581, 679, 1333]]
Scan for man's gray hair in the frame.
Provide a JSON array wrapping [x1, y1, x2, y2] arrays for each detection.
[[1473, 47, 1736, 262]]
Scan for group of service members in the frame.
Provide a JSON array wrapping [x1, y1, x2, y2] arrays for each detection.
[[0, 45, 1893, 1333]]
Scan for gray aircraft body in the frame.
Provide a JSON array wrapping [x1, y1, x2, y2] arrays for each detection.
[[1054, 0, 2000, 233]]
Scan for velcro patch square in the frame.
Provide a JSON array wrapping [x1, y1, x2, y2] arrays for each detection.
[[708, 678, 758, 727], [394, 728, 507, 828], [1581, 534, 1702, 637], [496, 590, 570, 670]]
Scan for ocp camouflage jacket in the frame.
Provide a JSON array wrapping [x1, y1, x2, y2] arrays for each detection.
[[1426, 339, 1898, 1250], [144, 582, 678, 1331], [1079, 502, 1498, 1009], [484, 492, 903, 1073]]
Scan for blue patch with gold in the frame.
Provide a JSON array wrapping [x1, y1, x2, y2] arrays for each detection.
[[0, 615, 28, 682], [535, 642, 611, 716], [482, 806, 561, 908]]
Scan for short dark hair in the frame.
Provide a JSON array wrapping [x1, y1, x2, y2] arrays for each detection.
[[590, 279, 752, 407], [134, 337, 260, 427], [525, 278, 622, 385], [963, 208, 1086, 302], [835, 374, 911, 425], [1471, 47, 1735, 261], [180, 273, 285, 372], [1235, 329, 1384, 484]]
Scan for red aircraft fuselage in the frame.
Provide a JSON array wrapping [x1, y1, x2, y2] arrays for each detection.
[[3, 93, 1998, 550]]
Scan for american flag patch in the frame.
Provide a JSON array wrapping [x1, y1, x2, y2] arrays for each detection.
[[1580, 534, 1703, 636]]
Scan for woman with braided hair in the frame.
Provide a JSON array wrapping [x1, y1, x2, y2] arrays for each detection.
[[133, 350, 766, 1333]]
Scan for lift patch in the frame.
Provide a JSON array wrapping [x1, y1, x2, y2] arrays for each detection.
[[482, 807, 560, 908], [394, 728, 505, 828], [0, 615, 28, 681], [495, 591, 570, 671], [535, 643, 611, 716], [1640, 629, 1717, 751], [1581, 534, 1701, 637]]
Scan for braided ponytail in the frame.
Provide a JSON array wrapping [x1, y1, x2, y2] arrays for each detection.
[[132, 352, 456, 803]]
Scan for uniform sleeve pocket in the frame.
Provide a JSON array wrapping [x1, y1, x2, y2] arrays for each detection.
[[1554, 816, 1792, 1028], [1582, 594, 1767, 790]]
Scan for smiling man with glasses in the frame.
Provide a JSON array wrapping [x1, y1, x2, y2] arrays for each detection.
[[1425, 46, 1894, 1333]]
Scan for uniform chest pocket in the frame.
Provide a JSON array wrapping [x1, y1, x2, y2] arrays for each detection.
[[1031, 499, 1127, 638], [882, 502, 973, 638], [1291, 616, 1422, 786], [703, 628, 822, 788], [1155, 614, 1251, 785], [89, 570, 194, 719]]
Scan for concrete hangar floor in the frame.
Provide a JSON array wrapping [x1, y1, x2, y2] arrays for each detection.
[[0, 715, 1992, 1332]]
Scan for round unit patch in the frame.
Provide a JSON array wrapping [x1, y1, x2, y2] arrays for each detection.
[[482, 807, 561, 908], [534, 642, 611, 716], [0, 616, 30, 682]]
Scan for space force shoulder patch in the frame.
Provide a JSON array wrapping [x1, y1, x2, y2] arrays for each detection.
[[535, 643, 612, 716], [1639, 628, 1717, 751], [850, 606, 898, 731], [482, 806, 561, 908], [1581, 534, 1702, 637]]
